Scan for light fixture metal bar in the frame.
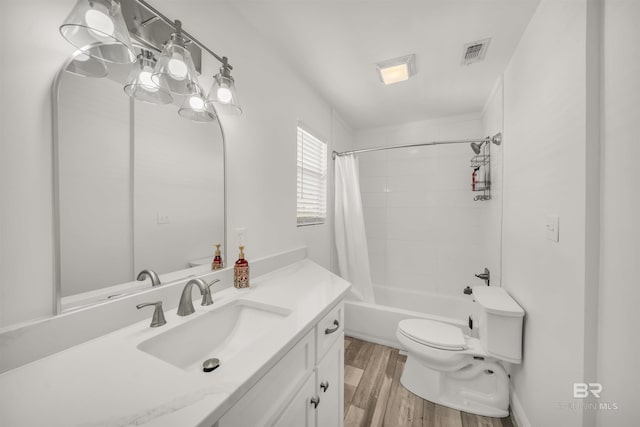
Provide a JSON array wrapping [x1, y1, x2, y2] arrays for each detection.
[[332, 133, 502, 159], [135, 0, 232, 69]]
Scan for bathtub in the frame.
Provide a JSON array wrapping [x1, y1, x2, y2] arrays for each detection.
[[344, 285, 479, 349]]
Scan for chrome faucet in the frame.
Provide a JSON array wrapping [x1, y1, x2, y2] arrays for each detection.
[[136, 301, 167, 327], [475, 268, 490, 286], [177, 278, 220, 316], [137, 269, 162, 287]]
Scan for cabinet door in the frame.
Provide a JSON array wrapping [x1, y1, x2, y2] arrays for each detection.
[[218, 331, 315, 427], [273, 373, 316, 427], [317, 333, 344, 427]]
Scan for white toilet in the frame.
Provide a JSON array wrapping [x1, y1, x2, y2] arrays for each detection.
[[396, 286, 524, 418]]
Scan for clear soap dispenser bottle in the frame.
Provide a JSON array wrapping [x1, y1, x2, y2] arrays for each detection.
[[233, 246, 250, 289]]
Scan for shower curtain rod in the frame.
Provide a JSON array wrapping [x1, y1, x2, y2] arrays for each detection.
[[331, 133, 502, 159]]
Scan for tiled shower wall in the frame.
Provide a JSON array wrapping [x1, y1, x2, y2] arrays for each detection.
[[355, 114, 497, 298]]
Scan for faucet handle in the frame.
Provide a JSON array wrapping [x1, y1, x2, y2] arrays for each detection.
[[136, 301, 167, 327], [201, 279, 220, 306]]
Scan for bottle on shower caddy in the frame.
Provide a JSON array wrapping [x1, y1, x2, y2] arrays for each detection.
[[233, 246, 250, 289], [472, 167, 479, 191], [211, 243, 223, 270]]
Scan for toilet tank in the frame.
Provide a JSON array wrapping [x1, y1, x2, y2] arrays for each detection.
[[472, 286, 524, 364]]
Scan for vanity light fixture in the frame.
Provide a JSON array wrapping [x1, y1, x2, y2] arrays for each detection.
[[59, 0, 242, 120], [124, 50, 173, 104], [152, 20, 201, 95], [178, 84, 217, 122], [59, 0, 136, 64], [376, 54, 417, 85], [65, 50, 109, 78], [206, 57, 242, 115]]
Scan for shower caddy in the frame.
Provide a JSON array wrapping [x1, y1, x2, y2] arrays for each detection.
[[470, 144, 491, 201]]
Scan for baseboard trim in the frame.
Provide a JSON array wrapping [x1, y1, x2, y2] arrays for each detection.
[[510, 387, 531, 427]]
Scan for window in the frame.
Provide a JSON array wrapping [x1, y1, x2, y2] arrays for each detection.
[[297, 125, 327, 226]]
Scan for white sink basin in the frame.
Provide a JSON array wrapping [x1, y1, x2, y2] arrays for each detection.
[[137, 299, 291, 373]]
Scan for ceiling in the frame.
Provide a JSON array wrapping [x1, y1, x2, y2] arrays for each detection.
[[225, 0, 540, 129]]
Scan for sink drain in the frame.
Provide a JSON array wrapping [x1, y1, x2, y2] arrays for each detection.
[[203, 358, 220, 373]]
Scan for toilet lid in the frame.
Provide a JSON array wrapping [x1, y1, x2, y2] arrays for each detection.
[[398, 319, 466, 350]]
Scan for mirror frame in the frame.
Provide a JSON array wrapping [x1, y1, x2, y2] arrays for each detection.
[[51, 57, 227, 315]]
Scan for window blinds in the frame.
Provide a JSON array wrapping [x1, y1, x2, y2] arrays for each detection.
[[297, 126, 327, 225]]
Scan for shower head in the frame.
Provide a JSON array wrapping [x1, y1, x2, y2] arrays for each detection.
[[470, 133, 502, 154], [470, 141, 485, 154]]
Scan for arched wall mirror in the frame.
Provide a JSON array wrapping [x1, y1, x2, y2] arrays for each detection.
[[53, 53, 226, 313]]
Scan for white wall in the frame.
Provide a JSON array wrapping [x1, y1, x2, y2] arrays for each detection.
[[481, 81, 504, 288], [597, 1, 640, 425], [0, 0, 346, 327], [500, 1, 594, 426], [354, 115, 493, 297], [0, 0, 71, 327]]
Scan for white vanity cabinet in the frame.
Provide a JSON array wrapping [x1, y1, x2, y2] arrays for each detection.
[[218, 301, 344, 427]]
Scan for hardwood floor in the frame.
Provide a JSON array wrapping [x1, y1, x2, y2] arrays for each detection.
[[344, 337, 515, 427]]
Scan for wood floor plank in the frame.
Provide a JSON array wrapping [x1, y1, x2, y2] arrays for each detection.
[[383, 354, 412, 426], [345, 405, 365, 427], [351, 339, 376, 370], [351, 344, 392, 420], [345, 338, 364, 367], [434, 404, 463, 427], [345, 337, 353, 351], [344, 366, 365, 409], [368, 348, 399, 427], [422, 400, 436, 427], [343, 338, 516, 427], [410, 390, 424, 427], [461, 410, 505, 427], [345, 366, 365, 387]]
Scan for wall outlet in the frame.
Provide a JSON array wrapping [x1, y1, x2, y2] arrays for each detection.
[[157, 212, 170, 225], [545, 215, 559, 242], [235, 227, 247, 248]]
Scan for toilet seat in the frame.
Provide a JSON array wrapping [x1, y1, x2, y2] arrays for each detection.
[[398, 319, 467, 351]]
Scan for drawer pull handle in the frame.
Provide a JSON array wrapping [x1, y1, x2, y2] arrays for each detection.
[[320, 381, 329, 392], [325, 319, 340, 335], [310, 396, 320, 409]]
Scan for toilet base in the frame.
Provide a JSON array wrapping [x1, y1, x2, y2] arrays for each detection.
[[400, 354, 510, 418]]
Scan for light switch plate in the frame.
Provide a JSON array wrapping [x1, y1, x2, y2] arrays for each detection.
[[157, 212, 170, 224], [545, 215, 559, 242]]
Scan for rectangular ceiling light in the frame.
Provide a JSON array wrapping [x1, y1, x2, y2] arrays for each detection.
[[376, 54, 416, 85]]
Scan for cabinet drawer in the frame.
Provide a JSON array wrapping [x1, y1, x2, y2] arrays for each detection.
[[316, 302, 343, 363], [218, 329, 315, 427]]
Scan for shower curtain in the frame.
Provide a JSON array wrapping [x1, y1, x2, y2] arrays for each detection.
[[334, 154, 375, 303]]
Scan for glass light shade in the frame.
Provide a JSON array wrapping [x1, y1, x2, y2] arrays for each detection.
[[124, 52, 173, 104], [65, 50, 108, 78], [178, 86, 217, 122], [152, 39, 200, 95], [206, 73, 242, 115], [59, 0, 136, 64]]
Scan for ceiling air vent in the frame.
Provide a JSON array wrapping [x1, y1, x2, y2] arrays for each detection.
[[461, 38, 491, 66]]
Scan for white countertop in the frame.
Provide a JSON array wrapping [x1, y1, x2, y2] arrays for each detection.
[[0, 259, 350, 427]]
